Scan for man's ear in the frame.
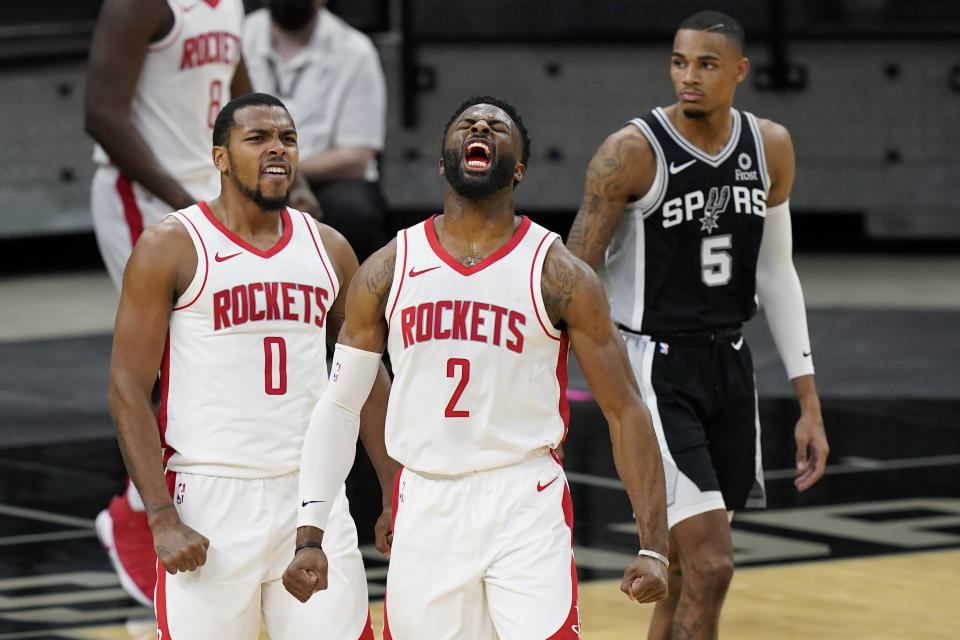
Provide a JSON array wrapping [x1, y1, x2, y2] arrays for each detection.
[[438, 155, 445, 176], [213, 145, 229, 173]]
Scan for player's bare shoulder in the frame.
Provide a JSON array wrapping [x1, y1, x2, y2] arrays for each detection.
[[126, 215, 197, 295], [586, 123, 656, 202], [309, 216, 360, 286], [755, 117, 794, 159], [754, 117, 796, 203], [358, 238, 398, 302], [541, 239, 604, 327]]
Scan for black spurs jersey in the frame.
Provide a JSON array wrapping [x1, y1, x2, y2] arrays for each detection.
[[601, 107, 770, 334]]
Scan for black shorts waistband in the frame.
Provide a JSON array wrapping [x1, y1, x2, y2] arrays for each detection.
[[616, 323, 742, 346]]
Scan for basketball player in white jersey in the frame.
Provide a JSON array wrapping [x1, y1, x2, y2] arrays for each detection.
[[107, 93, 392, 639], [85, 0, 320, 605], [283, 96, 669, 639], [567, 12, 829, 639]]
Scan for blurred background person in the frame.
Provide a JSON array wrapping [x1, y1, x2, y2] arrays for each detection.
[[243, 0, 389, 263]]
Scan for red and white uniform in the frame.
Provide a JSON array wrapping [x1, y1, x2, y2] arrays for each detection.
[[382, 216, 580, 640], [156, 203, 373, 640], [90, 0, 244, 289]]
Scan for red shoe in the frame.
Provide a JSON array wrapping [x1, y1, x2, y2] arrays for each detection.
[[95, 495, 157, 606]]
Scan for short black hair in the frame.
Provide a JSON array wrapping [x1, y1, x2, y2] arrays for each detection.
[[442, 95, 531, 166], [212, 92, 290, 147], [677, 10, 745, 54]]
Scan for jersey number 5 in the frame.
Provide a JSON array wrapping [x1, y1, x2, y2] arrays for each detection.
[[701, 234, 732, 287], [445, 358, 470, 418], [264, 337, 287, 395]]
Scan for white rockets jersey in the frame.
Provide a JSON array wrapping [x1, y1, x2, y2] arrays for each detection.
[[93, 0, 244, 186], [160, 203, 339, 478], [384, 215, 570, 476]]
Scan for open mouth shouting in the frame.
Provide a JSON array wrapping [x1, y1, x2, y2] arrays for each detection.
[[463, 139, 492, 172], [262, 162, 290, 181]]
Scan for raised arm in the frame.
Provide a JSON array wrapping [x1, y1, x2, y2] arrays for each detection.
[[541, 241, 669, 603], [284, 240, 397, 602], [109, 218, 209, 574], [755, 120, 828, 491], [567, 125, 656, 268]]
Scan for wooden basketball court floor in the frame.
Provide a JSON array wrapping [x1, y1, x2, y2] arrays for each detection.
[[2, 253, 959, 639]]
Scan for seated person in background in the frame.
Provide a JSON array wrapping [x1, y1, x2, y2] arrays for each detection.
[[244, 0, 389, 262]]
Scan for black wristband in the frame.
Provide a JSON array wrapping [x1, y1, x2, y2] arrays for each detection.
[[295, 541, 323, 553]]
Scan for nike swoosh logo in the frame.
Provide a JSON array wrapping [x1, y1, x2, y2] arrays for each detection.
[[301, 500, 326, 507], [803, 351, 812, 357], [537, 476, 559, 492], [669, 159, 697, 174], [731, 336, 744, 350], [408, 266, 440, 278], [215, 251, 242, 262]]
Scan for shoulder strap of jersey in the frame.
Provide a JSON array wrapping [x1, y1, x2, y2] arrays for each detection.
[[626, 116, 669, 218], [168, 207, 208, 310]]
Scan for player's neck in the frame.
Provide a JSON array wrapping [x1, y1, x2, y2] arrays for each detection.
[[436, 190, 520, 264], [667, 103, 734, 156], [207, 193, 285, 249], [270, 13, 319, 62]]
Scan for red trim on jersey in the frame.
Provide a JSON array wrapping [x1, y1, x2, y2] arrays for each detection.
[[530, 231, 561, 341], [386, 229, 408, 329], [172, 213, 209, 311], [556, 333, 570, 440], [424, 214, 532, 276], [356, 610, 375, 639], [545, 477, 580, 639], [155, 557, 170, 638], [116, 174, 144, 246], [300, 211, 337, 296], [198, 201, 293, 258], [201, 0, 222, 8]]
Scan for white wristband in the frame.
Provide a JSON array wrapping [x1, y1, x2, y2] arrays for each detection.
[[637, 549, 669, 569]]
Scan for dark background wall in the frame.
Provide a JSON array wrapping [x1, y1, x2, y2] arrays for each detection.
[[1, 0, 959, 247]]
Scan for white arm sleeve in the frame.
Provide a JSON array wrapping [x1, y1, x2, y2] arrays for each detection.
[[755, 200, 815, 379], [298, 344, 382, 530]]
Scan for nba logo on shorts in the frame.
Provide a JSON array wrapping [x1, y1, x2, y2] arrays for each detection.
[[659, 342, 670, 355], [175, 481, 186, 505]]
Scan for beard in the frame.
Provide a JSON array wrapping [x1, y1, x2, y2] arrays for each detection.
[[681, 107, 708, 120], [226, 149, 290, 211], [442, 147, 517, 200]]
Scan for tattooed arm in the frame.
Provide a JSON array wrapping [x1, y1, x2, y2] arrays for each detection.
[[542, 241, 669, 604], [314, 225, 399, 555], [285, 240, 399, 603], [566, 125, 656, 269]]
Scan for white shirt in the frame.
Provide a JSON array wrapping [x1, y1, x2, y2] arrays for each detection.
[[243, 8, 386, 181], [162, 204, 340, 478], [383, 216, 569, 476]]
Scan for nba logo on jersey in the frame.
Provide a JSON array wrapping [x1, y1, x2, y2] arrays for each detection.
[[332, 361, 341, 382], [659, 342, 670, 355], [175, 482, 186, 505]]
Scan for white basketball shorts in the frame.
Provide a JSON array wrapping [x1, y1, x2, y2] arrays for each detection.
[[156, 471, 373, 640], [384, 451, 581, 640]]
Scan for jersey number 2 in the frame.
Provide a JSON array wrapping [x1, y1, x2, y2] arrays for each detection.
[[701, 234, 733, 287], [264, 337, 287, 395], [445, 358, 470, 418]]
